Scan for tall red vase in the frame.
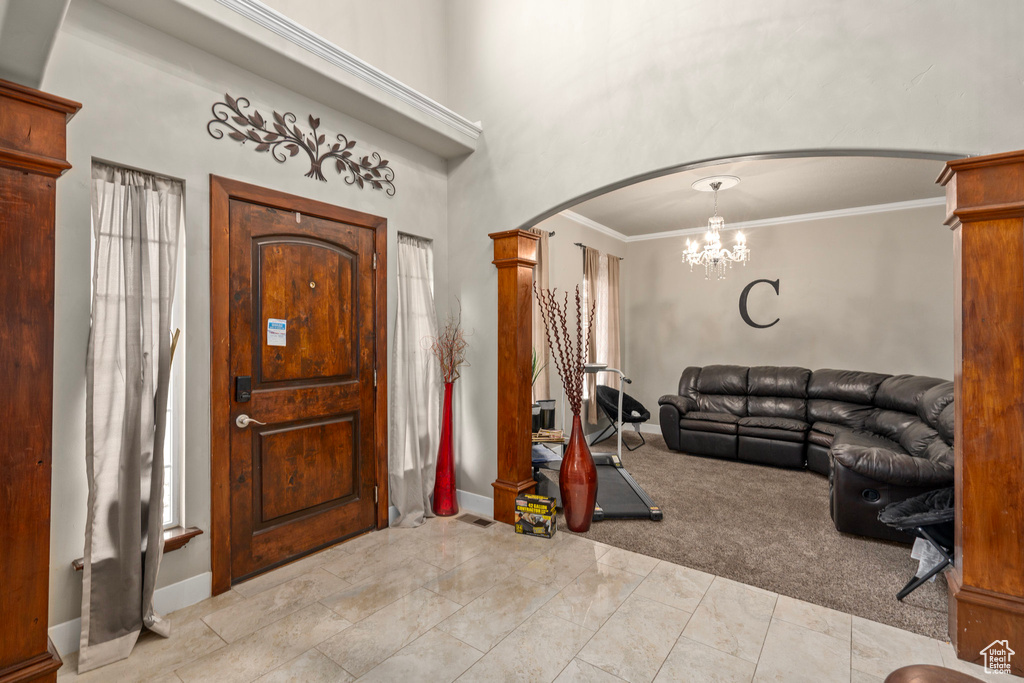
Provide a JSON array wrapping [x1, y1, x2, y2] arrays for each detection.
[[432, 381, 459, 516], [560, 414, 598, 532]]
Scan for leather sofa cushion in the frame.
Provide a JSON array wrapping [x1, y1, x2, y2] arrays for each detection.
[[685, 411, 739, 424], [658, 394, 697, 415], [865, 410, 919, 442], [834, 428, 907, 454], [697, 394, 747, 416], [832, 443, 953, 487], [898, 421, 941, 458], [874, 374, 947, 413], [935, 403, 954, 445], [925, 439, 954, 468], [747, 366, 811, 398], [679, 367, 702, 405], [808, 421, 845, 447], [747, 396, 806, 421], [807, 399, 874, 429], [697, 365, 749, 396], [679, 418, 737, 435], [737, 426, 806, 444], [917, 381, 954, 427], [808, 369, 890, 403], [738, 416, 808, 432]]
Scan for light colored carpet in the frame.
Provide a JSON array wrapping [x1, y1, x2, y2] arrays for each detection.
[[545, 432, 948, 639]]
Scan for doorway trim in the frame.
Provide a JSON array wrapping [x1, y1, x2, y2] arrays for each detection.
[[209, 175, 388, 595]]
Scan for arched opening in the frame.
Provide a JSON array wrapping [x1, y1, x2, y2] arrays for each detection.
[[491, 149, 1024, 671]]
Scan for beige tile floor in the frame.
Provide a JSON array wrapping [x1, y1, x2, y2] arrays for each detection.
[[58, 515, 1017, 683]]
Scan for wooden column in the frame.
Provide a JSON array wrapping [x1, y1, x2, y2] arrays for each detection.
[[0, 80, 80, 681], [939, 150, 1024, 675], [489, 230, 539, 524]]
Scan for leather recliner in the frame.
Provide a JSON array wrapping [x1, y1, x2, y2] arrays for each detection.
[[658, 365, 954, 542]]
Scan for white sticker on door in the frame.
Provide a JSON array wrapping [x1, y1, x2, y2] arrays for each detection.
[[267, 318, 287, 346]]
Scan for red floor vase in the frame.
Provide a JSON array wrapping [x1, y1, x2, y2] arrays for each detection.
[[432, 381, 459, 516], [560, 414, 598, 532]]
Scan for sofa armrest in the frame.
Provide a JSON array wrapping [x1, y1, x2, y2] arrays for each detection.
[[832, 443, 953, 487], [658, 394, 696, 415]]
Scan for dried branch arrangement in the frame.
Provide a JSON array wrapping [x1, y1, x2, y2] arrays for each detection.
[[429, 303, 470, 383], [534, 284, 594, 416]]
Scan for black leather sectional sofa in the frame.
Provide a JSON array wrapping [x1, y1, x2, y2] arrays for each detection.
[[658, 365, 954, 542]]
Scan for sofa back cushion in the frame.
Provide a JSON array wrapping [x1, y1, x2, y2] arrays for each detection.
[[898, 420, 942, 458], [678, 366, 702, 405], [746, 366, 809, 420], [807, 399, 875, 429], [874, 374, 947, 413], [695, 365, 748, 416], [917, 381, 954, 445], [865, 409, 920, 442], [808, 369, 890, 404]]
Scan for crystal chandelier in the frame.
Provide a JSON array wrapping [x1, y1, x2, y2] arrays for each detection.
[[684, 177, 749, 280]]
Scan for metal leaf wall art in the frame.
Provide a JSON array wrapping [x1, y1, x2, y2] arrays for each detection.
[[207, 94, 395, 195]]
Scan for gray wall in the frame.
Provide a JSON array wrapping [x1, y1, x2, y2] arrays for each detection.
[[624, 204, 955, 422], [43, 0, 448, 627], [260, 0, 448, 104], [444, 0, 1024, 499]]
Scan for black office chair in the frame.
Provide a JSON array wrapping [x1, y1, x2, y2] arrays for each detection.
[[592, 384, 651, 451], [878, 487, 954, 601]]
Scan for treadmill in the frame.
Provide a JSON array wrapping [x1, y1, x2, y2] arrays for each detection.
[[533, 363, 662, 522]]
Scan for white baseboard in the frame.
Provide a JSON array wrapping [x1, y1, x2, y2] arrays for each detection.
[[456, 488, 493, 518], [49, 571, 213, 656], [639, 423, 662, 435]]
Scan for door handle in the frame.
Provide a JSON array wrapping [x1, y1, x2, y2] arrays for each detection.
[[235, 414, 267, 429]]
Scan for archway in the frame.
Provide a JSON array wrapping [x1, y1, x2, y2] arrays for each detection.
[[491, 149, 1024, 673]]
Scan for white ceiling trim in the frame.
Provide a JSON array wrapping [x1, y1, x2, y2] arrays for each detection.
[[559, 210, 630, 242], [212, 0, 482, 140], [618, 196, 946, 243]]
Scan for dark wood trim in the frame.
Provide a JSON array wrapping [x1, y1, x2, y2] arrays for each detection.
[[0, 79, 79, 117], [0, 149, 72, 177], [373, 217, 389, 529], [209, 176, 388, 594], [0, 639, 62, 683], [489, 230, 539, 524], [71, 527, 203, 571], [939, 149, 1024, 676]]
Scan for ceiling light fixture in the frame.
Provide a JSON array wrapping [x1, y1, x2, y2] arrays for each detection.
[[684, 175, 749, 280]]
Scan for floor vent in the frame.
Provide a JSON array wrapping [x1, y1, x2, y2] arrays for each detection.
[[457, 513, 496, 528]]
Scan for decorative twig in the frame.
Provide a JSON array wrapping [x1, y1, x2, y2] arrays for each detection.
[[534, 285, 594, 416], [428, 300, 469, 383], [207, 93, 396, 195]]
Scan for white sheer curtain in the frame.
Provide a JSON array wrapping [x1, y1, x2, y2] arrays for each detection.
[[80, 162, 182, 672], [390, 234, 440, 527]]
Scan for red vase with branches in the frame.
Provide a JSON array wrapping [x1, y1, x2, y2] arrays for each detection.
[[429, 307, 469, 516], [535, 285, 598, 532]]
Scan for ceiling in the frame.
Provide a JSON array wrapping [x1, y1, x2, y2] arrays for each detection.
[[568, 156, 948, 238]]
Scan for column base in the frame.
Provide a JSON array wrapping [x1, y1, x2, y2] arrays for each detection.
[[0, 638, 62, 683], [492, 477, 537, 524], [948, 569, 1024, 676]]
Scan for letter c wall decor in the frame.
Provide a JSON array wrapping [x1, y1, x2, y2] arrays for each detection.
[[739, 279, 780, 328]]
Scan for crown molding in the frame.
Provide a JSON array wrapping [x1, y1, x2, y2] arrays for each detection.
[[622, 196, 947, 243], [212, 0, 481, 141], [559, 210, 630, 242]]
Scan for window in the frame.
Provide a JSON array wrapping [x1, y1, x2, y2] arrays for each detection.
[[89, 160, 186, 530], [164, 226, 186, 528]]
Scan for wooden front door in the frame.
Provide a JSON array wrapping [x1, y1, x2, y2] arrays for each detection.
[[210, 177, 387, 590]]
